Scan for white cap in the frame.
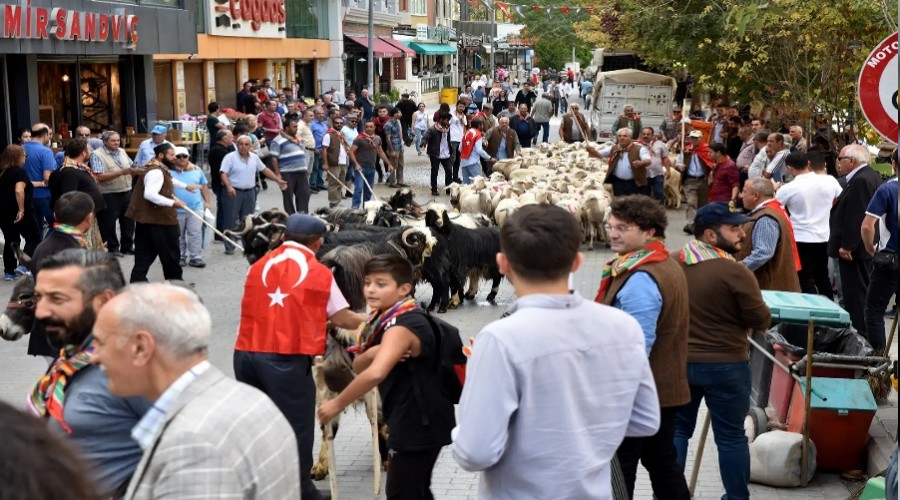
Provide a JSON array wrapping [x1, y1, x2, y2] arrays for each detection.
[[688, 130, 703, 138], [173, 146, 190, 157]]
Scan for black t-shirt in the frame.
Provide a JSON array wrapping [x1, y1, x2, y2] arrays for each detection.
[[206, 115, 221, 145], [208, 143, 234, 192], [49, 167, 106, 213], [0, 167, 33, 220], [374, 309, 454, 451]]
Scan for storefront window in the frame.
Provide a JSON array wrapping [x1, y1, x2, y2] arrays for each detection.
[[141, 0, 181, 8], [286, 0, 328, 39]]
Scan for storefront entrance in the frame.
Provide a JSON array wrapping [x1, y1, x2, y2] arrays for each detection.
[[36, 58, 122, 135]]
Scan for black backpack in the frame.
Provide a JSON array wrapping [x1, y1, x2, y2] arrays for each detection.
[[411, 309, 467, 404]]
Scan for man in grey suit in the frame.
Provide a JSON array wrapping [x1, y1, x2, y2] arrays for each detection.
[[91, 283, 300, 499]]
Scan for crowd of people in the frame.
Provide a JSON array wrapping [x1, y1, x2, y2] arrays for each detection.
[[0, 72, 897, 500]]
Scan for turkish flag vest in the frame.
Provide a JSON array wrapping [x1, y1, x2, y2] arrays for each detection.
[[460, 127, 482, 160], [235, 241, 334, 355]]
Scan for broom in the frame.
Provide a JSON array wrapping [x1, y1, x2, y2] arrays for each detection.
[[869, 308, 898, 401]]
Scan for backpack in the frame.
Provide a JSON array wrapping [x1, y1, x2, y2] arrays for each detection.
[[412, 309, 467, 404]]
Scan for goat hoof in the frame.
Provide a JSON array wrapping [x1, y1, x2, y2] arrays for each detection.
[[310, 462, 329, 480], [437, 307, 448, 313], [464, 294, 476, 301], [448, 303, 459, 310]]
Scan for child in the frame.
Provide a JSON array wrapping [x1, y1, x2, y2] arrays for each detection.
[[317, 254, 454, 500], [451, 204, 660, 500]]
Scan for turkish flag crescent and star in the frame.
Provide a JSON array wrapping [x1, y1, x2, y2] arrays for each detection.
[[235, 241, 334, 355]]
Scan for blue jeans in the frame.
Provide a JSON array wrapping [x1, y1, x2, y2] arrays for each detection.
[[352, 165, 376, 209], [310, 155, 326, 190], [461, 160, 483, 184], [648, 175, 665, 204], [33, 196, 54, 238], [413, 128, 425, 154], [674, 362, 751, 500], [533, 121, 550, 145]]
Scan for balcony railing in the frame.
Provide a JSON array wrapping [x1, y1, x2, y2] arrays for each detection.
[[346, 0, 398, 15]]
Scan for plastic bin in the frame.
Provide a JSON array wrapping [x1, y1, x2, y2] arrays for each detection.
[[761, 290, 851, 327], [786, 377, 877, 471], [440, 87, 459, 106]]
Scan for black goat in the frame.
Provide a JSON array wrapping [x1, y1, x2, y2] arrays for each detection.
[[426, 210, 503, 307]]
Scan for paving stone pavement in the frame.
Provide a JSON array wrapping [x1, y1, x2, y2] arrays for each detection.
[[0, 111, 879, 498]]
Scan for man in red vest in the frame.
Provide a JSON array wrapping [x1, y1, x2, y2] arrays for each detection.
[[234, 213, 366, 500]]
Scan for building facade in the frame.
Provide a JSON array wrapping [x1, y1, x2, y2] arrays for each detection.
[[154, 0, 340, 119], [0, 0, 197, 145]]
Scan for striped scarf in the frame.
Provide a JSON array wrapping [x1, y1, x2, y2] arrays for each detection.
[[358, 298, 419, 351], [679, 239, 735, 266], [26, 336, 96, 434], [53, 223, 88, 249], [62, 157, 97, 183], [595, 238, 670, 302]]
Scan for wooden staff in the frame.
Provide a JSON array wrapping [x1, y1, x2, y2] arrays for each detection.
[[314, 355, 339, 500]]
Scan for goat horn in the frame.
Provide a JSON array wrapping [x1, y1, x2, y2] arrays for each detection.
[[235, 215, 255, 235], [401, 227, 418, 246]]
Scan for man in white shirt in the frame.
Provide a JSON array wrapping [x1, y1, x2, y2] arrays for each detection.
[[762, 133, 790, 182], [775, 151, 842, 298], [449, 101, 467, 183], [126, 143, 200, 283], [322, 116, 350, 207], [220, 136, 285, 255], [453, 204, 659, 500], [588, 128, 652, 197]]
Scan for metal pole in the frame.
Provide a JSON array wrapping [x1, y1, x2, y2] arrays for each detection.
[[800, 320, 815, 486], [367, 0, 374, 93], [490, 4, 496, 81]]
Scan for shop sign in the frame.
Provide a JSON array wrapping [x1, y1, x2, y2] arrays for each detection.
[[858, 32, 898, 143], [208, 0, 286, 39], [459, 33, 485, 48], [2, 3, 138, 45], [416, 24, 449, 43]]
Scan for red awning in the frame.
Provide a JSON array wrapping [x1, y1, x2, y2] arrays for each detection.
[[348, 36, 403, 58], [380, 37, 416, 57]]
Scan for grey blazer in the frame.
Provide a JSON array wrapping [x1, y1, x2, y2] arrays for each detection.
[[125, 366, 300, 499]]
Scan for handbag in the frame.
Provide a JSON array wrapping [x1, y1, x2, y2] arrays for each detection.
[[873, 249, 899, 271]]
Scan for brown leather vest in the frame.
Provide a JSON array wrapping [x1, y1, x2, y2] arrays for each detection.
[[601, 256, 691, 408], [125, 161, 178, 226], [560, 113, 588, 143], [325, 131, 343, 166], [609, 144, 648, 187], [734, 205, 801, 292], [484, 127, 517, 158]]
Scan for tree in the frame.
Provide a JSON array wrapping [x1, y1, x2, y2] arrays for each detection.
[[506, 2, 594, 69], [574, 0, 891, 127]]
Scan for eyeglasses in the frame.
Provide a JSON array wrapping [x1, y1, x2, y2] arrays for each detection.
[[837, 156, 851, 161], [604, 224, 640, 234], [77, 133, 90, 138], [176, 154, 189, 159]]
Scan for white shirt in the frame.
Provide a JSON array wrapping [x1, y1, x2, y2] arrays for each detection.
[[143, 168, 187, 207], [321, 133, 347, 165], [449, 113, 466, 142], [598, 144, 652, 181], [775, 171, 843, 243], [452, 293, 659, 500], [748, 148, 769, 179]]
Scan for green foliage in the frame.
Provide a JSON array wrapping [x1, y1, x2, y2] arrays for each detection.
[[574, 0, 893, 124], [514, 1, 594, 68]]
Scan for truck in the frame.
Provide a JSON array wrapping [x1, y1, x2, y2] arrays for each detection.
[[589, 68, 677, 140]]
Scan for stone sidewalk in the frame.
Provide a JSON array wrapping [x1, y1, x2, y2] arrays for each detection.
[[0, 107, 893, 499]]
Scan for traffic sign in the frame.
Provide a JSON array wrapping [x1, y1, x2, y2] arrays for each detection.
[[858, 32, 898, 144]]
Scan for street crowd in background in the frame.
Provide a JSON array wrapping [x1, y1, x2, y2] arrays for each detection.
[[0, 68, 897, 500]]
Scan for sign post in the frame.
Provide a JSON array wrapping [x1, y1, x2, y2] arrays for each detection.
[[858, 32, 898, 144]]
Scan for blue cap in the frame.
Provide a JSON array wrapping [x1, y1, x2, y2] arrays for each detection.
[[285, 214, 326, 235], [151, 124, 168, 135], [694, 202, 753, 228]]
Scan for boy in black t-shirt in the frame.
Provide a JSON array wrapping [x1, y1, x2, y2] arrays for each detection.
[[318, 254, 454, 500]]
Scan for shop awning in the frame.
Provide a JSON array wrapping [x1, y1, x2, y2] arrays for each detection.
[[347, 36, 403, 58], [382, 37, 417, 57], [404, 41, 458, 55]]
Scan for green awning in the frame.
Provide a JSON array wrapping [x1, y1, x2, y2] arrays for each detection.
[[404, 41, 457, 55]]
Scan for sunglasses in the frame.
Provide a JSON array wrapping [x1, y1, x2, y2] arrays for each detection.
[[176, 154, 189, 159]]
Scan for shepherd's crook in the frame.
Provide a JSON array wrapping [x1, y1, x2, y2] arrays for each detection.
[[181, 205, 245, 253]]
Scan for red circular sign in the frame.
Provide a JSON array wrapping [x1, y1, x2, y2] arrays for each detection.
[[858, 32, 898, 144]]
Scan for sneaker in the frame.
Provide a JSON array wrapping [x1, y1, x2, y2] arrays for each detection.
[[14, 265, 32, 277], [110, 251, 124, 258], [254, 201, 261, 211], [3, 273, 16, 281], [179, 258, 187, 267], [188, 259, 206, 268], [398, 182, 410, 187], [431, 190, 440, 196], [121, 249, 135, 255], [225, 248, 235, 256]]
